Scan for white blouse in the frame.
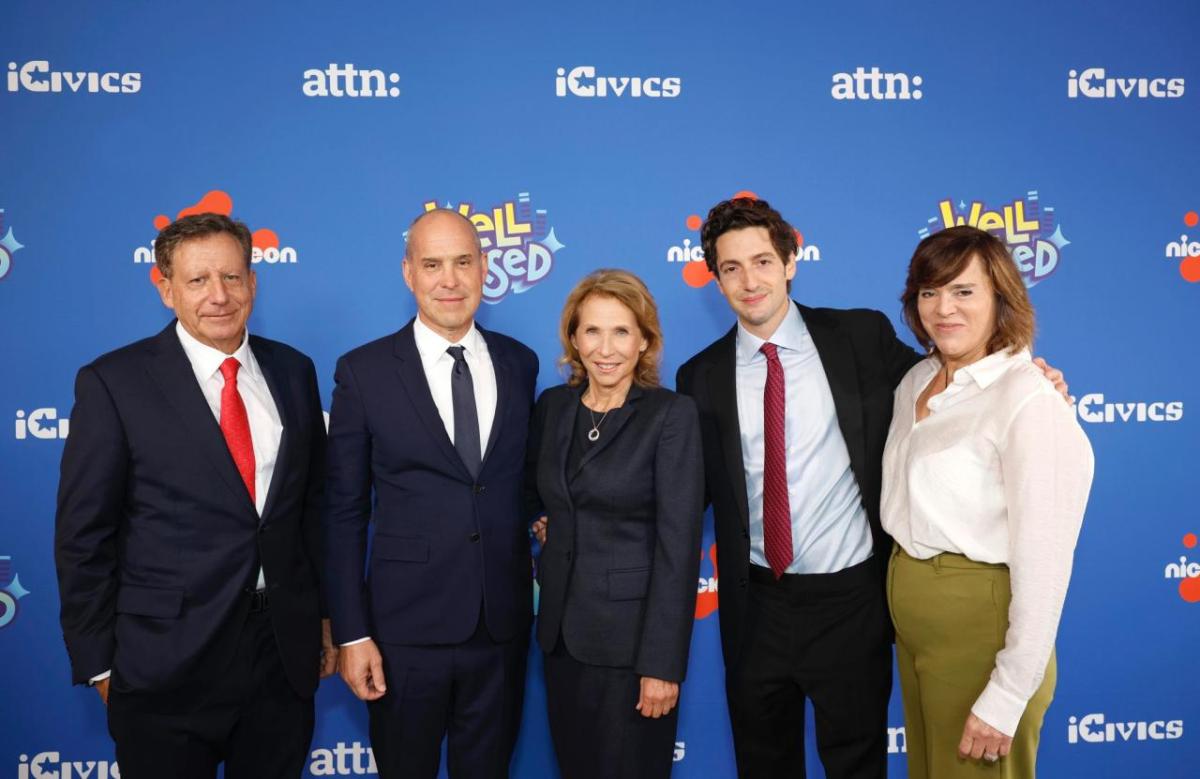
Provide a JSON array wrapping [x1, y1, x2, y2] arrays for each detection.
[[881, 349, 1094, 737]]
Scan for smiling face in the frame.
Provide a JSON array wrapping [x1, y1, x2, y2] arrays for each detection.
[[917, 254, 997, 368], [570, 294, 648, 397], [156, 232, 256, 354], [403, 211, 487, 342], [712, 226, 797, 340]]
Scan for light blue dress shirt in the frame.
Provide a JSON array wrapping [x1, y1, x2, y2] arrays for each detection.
[[735, 303, 875, 574]]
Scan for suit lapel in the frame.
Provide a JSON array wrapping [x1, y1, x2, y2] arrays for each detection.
[[393, 324, 472, 480], [253, 338, 292, 526], [144, 322, 257, 517], [552, 385, 581, 504], [479, 327, 507, 466], [710, 327, 750, 529], [570, 384, 643, 481], [798, 303, 866, 479]]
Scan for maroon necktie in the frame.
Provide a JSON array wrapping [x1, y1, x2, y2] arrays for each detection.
[[761, 343, 792, 578], [219, 357, 256, 503]]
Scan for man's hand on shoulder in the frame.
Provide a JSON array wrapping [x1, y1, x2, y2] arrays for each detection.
[[1033, 356, 1072, 404], [339, 638, 387, 701]]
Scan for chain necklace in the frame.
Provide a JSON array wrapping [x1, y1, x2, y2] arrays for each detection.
[[587, 406, 610, 442]]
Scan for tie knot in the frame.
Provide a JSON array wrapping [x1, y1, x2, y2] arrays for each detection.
[[446, 345, 467, 363], [760, 342, 779, 361], [219, 357, 241, 381]]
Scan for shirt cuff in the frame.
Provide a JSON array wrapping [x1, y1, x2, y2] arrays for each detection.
[[89, 670, 112, 685], [971, 679, 1028, 738], [340, 636, 371, 647]]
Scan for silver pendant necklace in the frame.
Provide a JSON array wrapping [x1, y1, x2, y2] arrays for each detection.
[[587, 407, 610, 442]]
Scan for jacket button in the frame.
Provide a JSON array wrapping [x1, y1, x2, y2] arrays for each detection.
[[472, 484, 485, 494], [738, 578, 747, 588], [469, 532, 481, 543]]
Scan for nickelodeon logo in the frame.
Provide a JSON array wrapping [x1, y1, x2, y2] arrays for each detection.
[[1164, 532, 1200, 603], [1162, 210, 1200, 283], [668, 191, 820, 289], [133, 190, 297, 283]]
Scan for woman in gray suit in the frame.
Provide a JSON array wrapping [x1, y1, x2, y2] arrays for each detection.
[[526, 268, 705, 779]]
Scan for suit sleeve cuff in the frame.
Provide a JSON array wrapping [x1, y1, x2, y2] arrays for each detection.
[[971, 679, 1026, 738]]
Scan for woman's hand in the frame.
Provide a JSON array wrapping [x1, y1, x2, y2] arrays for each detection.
[[958, 712, 1012, 763], [636, 676, 680, 719], [531, 515, 548, 545]]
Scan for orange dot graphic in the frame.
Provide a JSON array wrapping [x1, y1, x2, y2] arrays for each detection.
[[1180, 255, 1200, 283], [686, 214, 702, 231], [252, 228, 279, 250], [149, 265, 163, 285], [1184, 211, 1199, 228], [682, 261, 715, 288], [1180, 576, 1200, 603], [1184, 533, 1198, 549], [153, 215, 170, 231], [732, 190, 758, 201]]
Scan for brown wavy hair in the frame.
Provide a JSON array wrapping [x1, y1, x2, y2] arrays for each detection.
[[700, 197, 798, 277], [901, 225, 1035, 356], [154, 213, 252, 279], [558, 269, 663, 388]]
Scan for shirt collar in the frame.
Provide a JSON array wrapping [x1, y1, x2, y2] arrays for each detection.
[[412, 315, 485, 370], [175, 321, 260, 383], [735, 301, 806, 366], [935, 348, 1031, 389]]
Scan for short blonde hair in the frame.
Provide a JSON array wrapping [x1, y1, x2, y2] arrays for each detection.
[[558, 269, 663, 388]]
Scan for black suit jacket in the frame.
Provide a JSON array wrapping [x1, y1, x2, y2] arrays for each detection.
[[55, 322, 327, 697], [323, 320, 539, 647], [675, 302, 920, 664], [526, 384, 704, 682]]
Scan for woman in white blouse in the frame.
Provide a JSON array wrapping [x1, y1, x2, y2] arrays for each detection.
[[882, 225, 1093, 778]]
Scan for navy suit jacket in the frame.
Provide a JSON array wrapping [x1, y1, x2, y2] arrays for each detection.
[[323, 320, 539, 646], [675, 303, 921, 664], [525, 384, 704, 682], [55, 322, 327, 698]]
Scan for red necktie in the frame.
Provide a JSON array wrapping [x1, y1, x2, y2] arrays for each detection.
[[219, 357, 256, 503], [761, 343, 792, 578]]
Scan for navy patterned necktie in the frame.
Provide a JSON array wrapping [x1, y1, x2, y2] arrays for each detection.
[[446, 346, 482, 478]]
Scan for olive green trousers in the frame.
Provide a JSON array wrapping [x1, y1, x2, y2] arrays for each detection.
[[887, 545, 1056, 778]]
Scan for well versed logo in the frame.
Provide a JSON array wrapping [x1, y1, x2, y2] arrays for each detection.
[[1067, 68, 1184, 99], [133, 190, 297, 284], [0, 208, 25, 281], [918, 191, 1068, 287], [7, 60, 140, 94], [670, 190, 819, 290], [413, 193, 564, 303], [15, 408, 69, 440], [831, 67, 923, 100], [1074, 393, 1183, 424], [1163, 532, 1200, 604], [302, 64, 400, 98], [1067, 713, 1184, 743], [0, 556, 31, 629], [555, 66, 681, 98]]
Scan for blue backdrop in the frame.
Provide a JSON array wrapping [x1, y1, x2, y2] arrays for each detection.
[[3, 2, 1197, 777]]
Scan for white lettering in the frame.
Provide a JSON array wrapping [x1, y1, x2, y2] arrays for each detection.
[[557, 66, 681, 98], [8, 60, 140, 94]]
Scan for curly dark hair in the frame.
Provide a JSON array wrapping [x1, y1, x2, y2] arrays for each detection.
[[700, 197, 798, 277], [154, 213, 252, 279]]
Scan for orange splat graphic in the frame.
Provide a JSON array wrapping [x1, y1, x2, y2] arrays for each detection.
[[683, 261, 715, 288], [732, 190, 758, 201], [686, 214, 702, 231], [1180, 255, 1200, 283], [695, 543, 719, 619], [1180, 577, 1200, 603], [252, 228, 279, 250]]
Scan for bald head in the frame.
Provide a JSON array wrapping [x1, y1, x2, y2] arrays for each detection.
[[406, 209, 483, 261]]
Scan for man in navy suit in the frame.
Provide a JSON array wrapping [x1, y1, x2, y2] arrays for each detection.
[[325, 209, 539, 778], [55, 213, 336, 779]]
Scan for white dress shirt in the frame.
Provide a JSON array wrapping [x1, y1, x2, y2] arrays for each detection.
[[90, 323, 283, 684], [735, 302, 875, 574], [341, 317, 497, 648], [412, 316, 497, 459], [881, 349, 1094, 736]]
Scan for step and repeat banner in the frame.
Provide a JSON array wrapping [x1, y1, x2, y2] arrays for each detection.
[[2, 2, 1196, 777]]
